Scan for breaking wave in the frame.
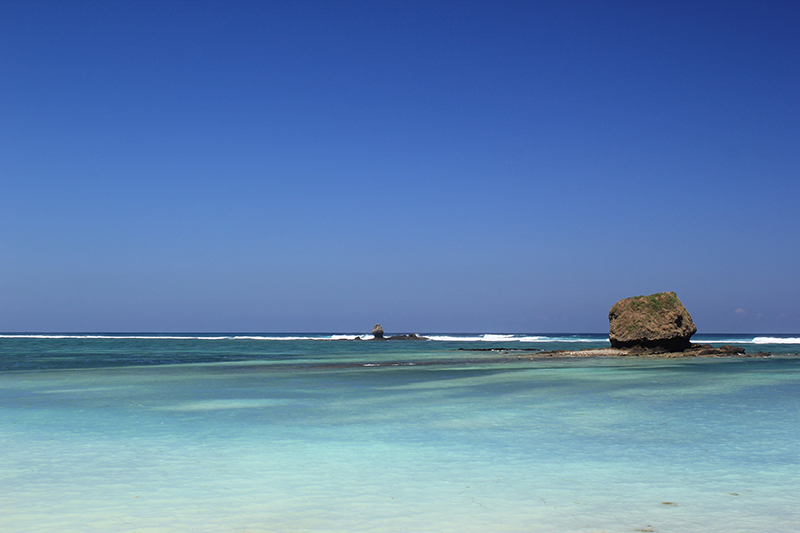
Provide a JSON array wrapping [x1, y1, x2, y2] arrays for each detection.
[[751, 337, 800, 344], [0, 333, 603, 342], [424, 334, 601, 343], [1, 334, 797, 345]]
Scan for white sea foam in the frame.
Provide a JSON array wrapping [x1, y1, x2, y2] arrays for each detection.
[[692, 337, 750, 344], [690, 336, 800, 345], [479, 334, 516, 341], [231, 335, 323, 341], [424, 334, 601, 342], [2, 333, 797, 346], [0, 333, 603, 342], [518, 336, 604, 342], [752, 336, 800, 344], [425, 335, 489, 342]]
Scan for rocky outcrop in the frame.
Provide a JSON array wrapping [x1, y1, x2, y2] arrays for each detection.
[[531, 344, 756, 358], [386, 333, 428, 340], [688, 344, 747, 356], [621, 343, 748, 356], [369, 325, 428, 340], [608, 292, 697, 350]]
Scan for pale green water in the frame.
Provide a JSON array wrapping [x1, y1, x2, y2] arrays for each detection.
[[0, 335, 798, 532]]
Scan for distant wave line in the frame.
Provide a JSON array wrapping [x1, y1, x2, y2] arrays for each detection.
[[751, 337, 800, 344], [0, 333, 605, 342], [424, 335, 602, 342], [1, 334, 798, 344]]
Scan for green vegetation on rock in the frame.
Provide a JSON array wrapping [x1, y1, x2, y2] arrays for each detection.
[[620, 292, 680, 314], [608, 292, 696, 350]]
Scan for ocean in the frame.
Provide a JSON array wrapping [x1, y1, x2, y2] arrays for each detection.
[[1, 333, 798, 532]]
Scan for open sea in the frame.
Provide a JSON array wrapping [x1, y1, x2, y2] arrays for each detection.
[[1, 333, 798, 533]]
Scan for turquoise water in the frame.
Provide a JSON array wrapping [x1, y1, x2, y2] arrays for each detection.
[[1, 334, 798, 532]]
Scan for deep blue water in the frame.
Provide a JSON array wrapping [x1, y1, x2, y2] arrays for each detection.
[[1, 333, 798, 532]]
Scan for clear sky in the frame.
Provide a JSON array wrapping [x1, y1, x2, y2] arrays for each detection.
[[1, 0, 798, 334]]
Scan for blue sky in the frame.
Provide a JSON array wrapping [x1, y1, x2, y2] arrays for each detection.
[[1, 0, 798, 333]]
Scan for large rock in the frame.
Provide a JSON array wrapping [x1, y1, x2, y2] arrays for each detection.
[[608, 292, 697, 350], [372, 324, 385, 339]]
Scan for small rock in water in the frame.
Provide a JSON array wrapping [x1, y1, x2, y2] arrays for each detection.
[[372, 324, 385, 339]]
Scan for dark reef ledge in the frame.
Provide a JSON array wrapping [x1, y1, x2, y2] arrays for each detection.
[[533, 344, 768, 358], [458, 344, 770, 358]]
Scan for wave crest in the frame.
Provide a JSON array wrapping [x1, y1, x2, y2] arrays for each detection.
[[752, 337, 800, 344]]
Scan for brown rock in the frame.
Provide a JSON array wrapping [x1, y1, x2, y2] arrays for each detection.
[[372, 324, 385, 339], [687, 344, 746, 356], [608, 292, 697, 350]]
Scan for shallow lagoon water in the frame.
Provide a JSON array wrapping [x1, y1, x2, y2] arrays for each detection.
[[1, 335, 798, 532]]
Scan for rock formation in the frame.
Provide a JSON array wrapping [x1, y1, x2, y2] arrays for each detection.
[[386, 333, 428, 340], [368, 325, 428, 340], [608, 292, 697, 350]]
